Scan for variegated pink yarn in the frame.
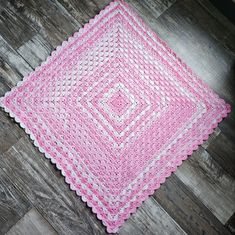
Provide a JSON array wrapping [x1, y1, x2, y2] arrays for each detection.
[[0, 0, 231, 233]]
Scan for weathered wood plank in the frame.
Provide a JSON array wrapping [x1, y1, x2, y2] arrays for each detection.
[[207, 133, 235, 179], [0, 168, 31, 234], [175, 146, 235, 224], [0, 110, 24, 154], [120, 197, 186, 235], [0, 1, 36, 49], [0, 137, 107, 235], [0, 58, 21, 97], [56, 0, 176, 34], [201, 127, 221, 149], [196, 0, 235, 54], [6, 208, 58, 235], [0, 0, 92, 69], [17, 34, 53, 69], [91, 0, 113, 10], [0, 36, 32, 85], [126, 0, 176, 19], [153, 174, 231, 235], [6, 0, 81, 48], [57, 0, 111, 25], [226, 213, 235, 234], [219, 106, 235, 145]]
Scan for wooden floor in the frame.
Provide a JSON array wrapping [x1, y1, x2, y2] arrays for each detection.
[[0, 0, 235, 234]]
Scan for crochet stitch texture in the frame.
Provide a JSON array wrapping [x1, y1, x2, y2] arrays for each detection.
[[0, 0, 231, 233]]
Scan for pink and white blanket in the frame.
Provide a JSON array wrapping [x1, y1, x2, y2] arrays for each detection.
[[0, 0, 231, 233]]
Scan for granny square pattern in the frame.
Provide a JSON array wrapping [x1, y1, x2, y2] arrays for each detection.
[[0, 0, 231, 233]]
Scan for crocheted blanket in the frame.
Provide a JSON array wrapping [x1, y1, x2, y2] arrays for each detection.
[[0, 0, 231, 233]]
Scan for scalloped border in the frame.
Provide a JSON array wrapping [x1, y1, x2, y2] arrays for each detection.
[[0, 0, 232, 233]]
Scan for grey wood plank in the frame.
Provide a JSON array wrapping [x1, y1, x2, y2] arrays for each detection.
[[4, 0, 80, 49], [0, 137, 107, 235], [6, 208, 58, 235], [0, 1, 36, 49], [0, 58, 21, 97], [119, 222, 145, 235], [57, 0, 112, 25], [196, 0, 235, 54], [56, 0, 176, 34], [91, 0, 113, 9], [153, 174, 232, 235], [182, 0, 235, 55], [17, 34, 53, 69], [219, 105, 235, 145], [226, 213, 235, 234], [120, 197, 186, 235], [0, 110, 24, 154], [207, 133, 235, 179], [0, 168, 31, 234], [126, 0, 176, 19], [0, 36, 32, 85], [201, 127, 221, 149], [175, 146, 235, 225]]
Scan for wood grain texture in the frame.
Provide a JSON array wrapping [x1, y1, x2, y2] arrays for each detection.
[[196, 0, 235, 55], [154, 174, 232, 235], [0, 110, 24, 154], [126, 0, 176, 18], [5, 0, 80, 48], [6, 208, 58, 235], [175, 146, 235, 224], [0, 59, 20, 97], [207, 133, 235, 178], [0, 169, 31, 234], [226, 213, 235, 234], [0, 36, 32, 86], [201, 127, 221, 149], [0, 1, 36, 49], [57, 0, 112, 25], [17, 34, 53, 69], [120, 197, 186, 235]]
